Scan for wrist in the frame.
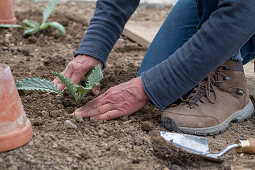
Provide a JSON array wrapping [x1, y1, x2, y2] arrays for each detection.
[[137, 76, 150, 103]]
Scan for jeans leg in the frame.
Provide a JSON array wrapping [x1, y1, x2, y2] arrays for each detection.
[[230, 50, 243, 62], [241, 37, 255, 65], [137, 0, 200, 76]]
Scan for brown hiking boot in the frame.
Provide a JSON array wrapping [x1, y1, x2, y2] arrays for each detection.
[[161, 60, 255, 135]]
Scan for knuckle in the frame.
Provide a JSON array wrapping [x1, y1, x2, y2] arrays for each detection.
[[89, 101, 97, 109], [117, 96, 125, 101], [67, 62, 82, 73], [66, 62, 74, 69], [98, 106, 104, 114], [106, 92, 116, 100]]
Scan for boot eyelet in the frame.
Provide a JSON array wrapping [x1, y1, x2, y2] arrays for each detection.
[[236, 89, 244, 96], [223, 66, 230, 70], [223, 76, 230, 81]]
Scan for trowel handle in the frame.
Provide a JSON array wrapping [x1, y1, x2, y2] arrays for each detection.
[[235, 137, 255, 154]]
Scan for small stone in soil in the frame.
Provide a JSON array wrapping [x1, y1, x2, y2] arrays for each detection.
[[66, 156, 73, 162], [53, 143, 58, 148], [28, 141, 34, 146], [170, 164, 182, 170], [65, 120, 77, 129], [141, 121, 154, 132], [56, 117, 62, 121], [239, 153, 244, 158]]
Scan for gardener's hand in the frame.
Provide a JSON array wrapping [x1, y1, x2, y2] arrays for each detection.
[[53, 55, 103, 95], [73, 77, 150, 120]]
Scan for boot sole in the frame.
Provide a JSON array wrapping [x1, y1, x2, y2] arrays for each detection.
[[161, 99, 255, 136]]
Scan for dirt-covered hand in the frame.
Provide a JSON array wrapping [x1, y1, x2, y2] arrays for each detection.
[[73, 77, 150, 120], [53, 55, 103, 95]]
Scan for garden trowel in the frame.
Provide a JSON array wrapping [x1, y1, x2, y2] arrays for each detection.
[[160, 131, 255, 161]]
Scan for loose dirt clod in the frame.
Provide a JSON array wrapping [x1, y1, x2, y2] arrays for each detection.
[[141, 121, 154, 132], [62, 99, 72, 107], [50, 110, 61, 118]]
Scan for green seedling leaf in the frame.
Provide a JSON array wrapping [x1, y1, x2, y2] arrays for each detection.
[[23, 19, 40, 28], [49, 22, 66, 36], [24, 27, 39, 36], [41, 0, 61, 28], [16, 66, 103, 103], [0, 24, 28, 29], [86, 65, 103, 88], [23, 20, 40, 35], [40, 23, 50, 30], [54, 65, 103, 103], [76, 85, 91, 102], [0, 0, 64, 36], [53, 72, 91, 102], [53, 72, 79, 102], [16, 78, 63, 95]]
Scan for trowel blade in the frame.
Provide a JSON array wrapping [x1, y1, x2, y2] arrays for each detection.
[[160, 131, 210, 155]]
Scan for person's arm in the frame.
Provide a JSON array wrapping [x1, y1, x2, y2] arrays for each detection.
[[141, 0, 255, 109], [54, 0, 140, 91], [75, 0, 140, 68]]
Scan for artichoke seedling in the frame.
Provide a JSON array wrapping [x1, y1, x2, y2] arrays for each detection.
[[16, 65, 103, 103], [0, 0, 65, 36]]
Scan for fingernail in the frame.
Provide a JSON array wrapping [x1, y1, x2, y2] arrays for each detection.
[[90, 117, 95, 121], [56, 84, 61, 89], [95, 90, 99, 95]]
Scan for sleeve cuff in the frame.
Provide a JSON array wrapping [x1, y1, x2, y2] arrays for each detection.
[[141, 73, 166, 110]]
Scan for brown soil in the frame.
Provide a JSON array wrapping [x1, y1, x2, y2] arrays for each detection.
[[0, 1, 255, 169]]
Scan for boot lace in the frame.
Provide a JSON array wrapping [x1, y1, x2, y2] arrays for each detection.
[[182, 65, 231, 108]]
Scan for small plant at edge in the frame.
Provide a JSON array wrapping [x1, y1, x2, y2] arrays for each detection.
[[0, 0, 65, 36]]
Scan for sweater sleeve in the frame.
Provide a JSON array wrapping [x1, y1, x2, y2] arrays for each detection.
[[141, 0, 255, 109], [75, 0, 140, 68]]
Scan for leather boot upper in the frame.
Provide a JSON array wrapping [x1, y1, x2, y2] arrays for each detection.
[[161, 60, 250, 128]]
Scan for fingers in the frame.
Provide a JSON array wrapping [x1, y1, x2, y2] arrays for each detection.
[[73, 93, 108, 117], [53, 55, 103, 91], [53, 66, 73, 91], [92, 110, 124, 120], [53, 65, 88, 91], [53, 77, 65, 91], [76, 103, 115, 118], [72, 77, 149, 121]]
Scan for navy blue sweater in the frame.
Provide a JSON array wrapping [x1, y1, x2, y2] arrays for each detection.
[[75, 0, 255, 109]]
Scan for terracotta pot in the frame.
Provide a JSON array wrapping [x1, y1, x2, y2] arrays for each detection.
[[0, 64, 33, 152], [0, 0, 16, 24]]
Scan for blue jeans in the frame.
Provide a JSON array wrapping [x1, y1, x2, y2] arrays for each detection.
[[137, 0, 254, 76]]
